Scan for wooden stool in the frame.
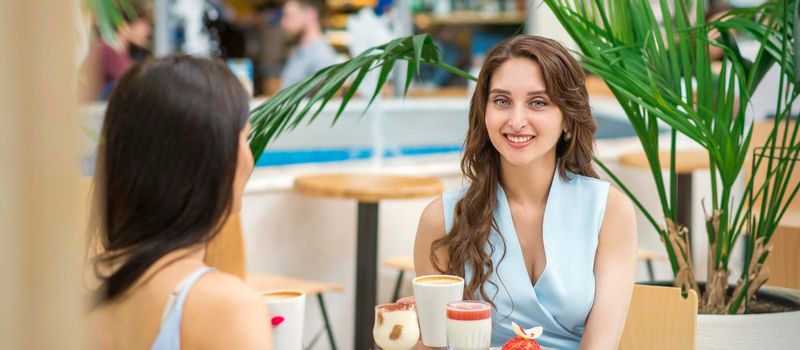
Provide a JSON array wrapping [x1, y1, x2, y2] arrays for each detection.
[[637, 248, 669, 282], [383, 256, 415, 302], [205, 214, 343, 350], [294, 173, 442, 350], [385, 248, 669, 299]]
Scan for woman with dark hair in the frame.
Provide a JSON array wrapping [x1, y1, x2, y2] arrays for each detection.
[[412, 36, 637, 349], [88, 55, 272, 349]]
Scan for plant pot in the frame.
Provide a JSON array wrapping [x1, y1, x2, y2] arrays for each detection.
[[644, 282, 800, 349], [696, 285, 800, 349]]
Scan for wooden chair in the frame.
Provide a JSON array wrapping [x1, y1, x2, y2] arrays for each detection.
[[205, 214, 343, 350], [384, 248, 670, 302], [619, 285, 698, 350]]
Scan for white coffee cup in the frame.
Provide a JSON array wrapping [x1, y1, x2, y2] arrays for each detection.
[[262, 289, 306, 350], [412, 274, 465, 347]]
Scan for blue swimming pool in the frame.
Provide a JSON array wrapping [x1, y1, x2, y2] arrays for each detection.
[[256, 145, 463, 167], [255, 113, 638, 167]]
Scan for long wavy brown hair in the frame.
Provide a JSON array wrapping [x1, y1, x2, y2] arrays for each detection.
[[430, 35, 599, 304]]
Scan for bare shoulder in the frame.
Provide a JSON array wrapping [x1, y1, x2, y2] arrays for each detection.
[[191, 271, 263, 307], [188, 271, 268, 321], [418, 197, 446, 238], [183, 271, 272, 349], [605, 186, 635, 223], [601, 186, 637, 242]]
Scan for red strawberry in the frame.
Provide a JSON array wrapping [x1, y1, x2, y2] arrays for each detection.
[[502, 322, 543, 350], [502, 336, 541, 350]]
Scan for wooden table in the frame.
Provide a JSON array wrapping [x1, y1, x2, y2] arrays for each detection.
[[294, 174, 443, 350], [619, 149, 709, 248]]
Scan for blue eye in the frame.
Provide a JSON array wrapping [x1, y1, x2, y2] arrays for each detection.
[[530, 100, 547, 108], [494, 98, 510, 107]]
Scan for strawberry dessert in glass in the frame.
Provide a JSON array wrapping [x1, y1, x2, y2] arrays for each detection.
[[446, 300, 492, 350]]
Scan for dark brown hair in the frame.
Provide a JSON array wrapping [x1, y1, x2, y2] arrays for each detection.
[[92, 55, 249, 302], [430, 35, 598, 304]]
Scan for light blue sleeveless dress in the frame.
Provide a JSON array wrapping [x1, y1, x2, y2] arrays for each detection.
[[441, 170, 609, 349], [151, 267, 215, 350]]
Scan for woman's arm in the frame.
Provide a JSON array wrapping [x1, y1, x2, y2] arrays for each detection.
[[581, 187, 638, 350], [413, 198, 448, 276]]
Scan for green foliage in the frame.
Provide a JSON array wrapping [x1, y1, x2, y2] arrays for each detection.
[[545, 0, 798, 313]]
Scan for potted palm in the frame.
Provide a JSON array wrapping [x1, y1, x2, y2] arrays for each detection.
[[541, 0, 799, 347], [92, 0, 799, 347]]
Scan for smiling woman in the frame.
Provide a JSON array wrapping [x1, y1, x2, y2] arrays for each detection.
[[413, 36, 637, 350]]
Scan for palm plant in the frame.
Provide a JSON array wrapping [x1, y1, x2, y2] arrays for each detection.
[[543, 0, 798, 314]]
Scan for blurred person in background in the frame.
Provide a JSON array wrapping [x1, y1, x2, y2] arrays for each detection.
[[255, 2, 287, 96], [279, 0, 337, 87], [82, 5, 152, 100]]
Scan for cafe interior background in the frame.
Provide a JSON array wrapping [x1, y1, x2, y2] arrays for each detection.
[[1, 0, 799, 349]]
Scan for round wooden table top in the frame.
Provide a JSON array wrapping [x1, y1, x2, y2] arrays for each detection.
[[293, 174, 443, 203], [618, 149, 710, 174]]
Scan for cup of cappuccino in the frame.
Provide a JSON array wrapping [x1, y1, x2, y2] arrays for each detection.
[[412, 274, 465, 347], [262, 289, 306, 350]]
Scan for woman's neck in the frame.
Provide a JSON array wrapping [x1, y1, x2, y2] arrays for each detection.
[[107, 245, 207, 302], [140, 245, 207, 281], [499, 154, 557, 207], [158, 246, 206, 267]]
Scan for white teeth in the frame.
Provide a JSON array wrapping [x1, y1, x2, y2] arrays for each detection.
[[506, 135, 533, 143]]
